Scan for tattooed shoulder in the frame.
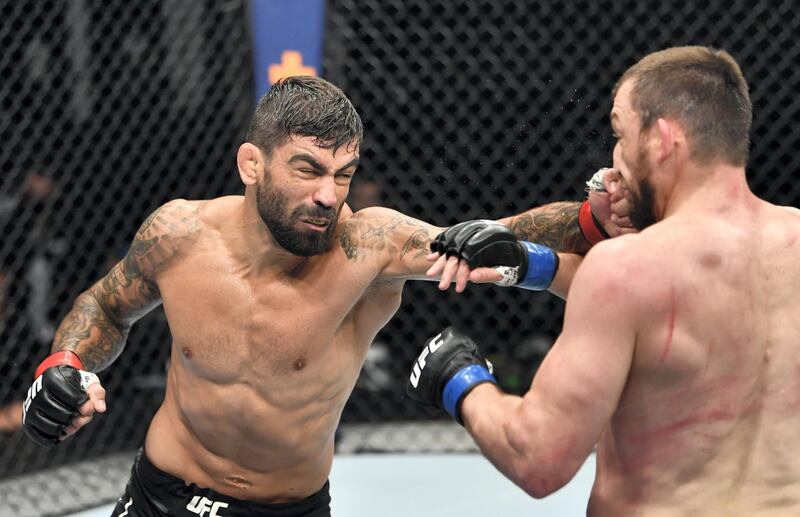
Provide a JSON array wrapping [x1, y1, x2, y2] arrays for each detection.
[[81, 200, 202, 336], [128, 199, 206, 276], [338, 208, 436, 263]]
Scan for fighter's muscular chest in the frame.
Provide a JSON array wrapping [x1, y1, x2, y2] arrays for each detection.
[[156, 249, 375, 384]]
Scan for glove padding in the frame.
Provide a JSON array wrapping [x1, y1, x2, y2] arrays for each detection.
[[430, 220, 525, 269], [23, 365, 90, 447], [430, 220, 558, 290], [406, 326, 496, 424]]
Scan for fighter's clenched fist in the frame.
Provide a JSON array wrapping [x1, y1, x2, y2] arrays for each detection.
[[23, 350, 106, 446], [406, 327, 496, 425]]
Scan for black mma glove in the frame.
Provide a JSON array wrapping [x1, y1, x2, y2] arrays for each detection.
[[22, 351, 98, 447], [430, 220, 559, 290], [406, 326, 497, 425]]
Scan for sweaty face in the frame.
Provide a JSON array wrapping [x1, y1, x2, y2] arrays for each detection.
[[254, 136, 358, 256]]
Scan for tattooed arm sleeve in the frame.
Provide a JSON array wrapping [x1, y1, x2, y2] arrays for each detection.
[[338, 207, 443, 280], [51, 200, 202, 371], [338, 203, 588, 282], [497, 201, 590, 255]]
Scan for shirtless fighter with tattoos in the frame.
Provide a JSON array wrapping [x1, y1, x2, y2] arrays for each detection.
[[20, 76, 627, 517]]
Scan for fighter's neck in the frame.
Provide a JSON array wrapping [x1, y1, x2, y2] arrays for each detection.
[[659, 163, 753, 220]]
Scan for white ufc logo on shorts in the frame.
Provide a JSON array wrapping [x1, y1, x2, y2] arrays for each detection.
[[409, 332, 444, 388], [186, 495, 229, 517]]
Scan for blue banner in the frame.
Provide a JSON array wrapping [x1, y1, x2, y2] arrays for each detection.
[[249, 0, 326, 101]]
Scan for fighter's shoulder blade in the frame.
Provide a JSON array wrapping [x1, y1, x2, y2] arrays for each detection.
[[572, 233, 665, 312]]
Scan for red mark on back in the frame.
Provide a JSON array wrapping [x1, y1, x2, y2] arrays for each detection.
[[659, 288, 676, 364], [629, 408, 736, 447]]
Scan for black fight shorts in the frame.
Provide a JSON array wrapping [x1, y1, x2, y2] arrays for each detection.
[[110, 448, 331, 517]]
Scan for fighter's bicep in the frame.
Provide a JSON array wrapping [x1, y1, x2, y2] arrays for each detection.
[[89, 200, 202, 324], [526, 244, 638, 456], [532, 322, 634, 439]]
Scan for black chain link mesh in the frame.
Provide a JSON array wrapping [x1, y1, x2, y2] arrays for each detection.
[[0, 0, 253, 479], [0, 0, 798, 498], [325, 0, 800, 428]]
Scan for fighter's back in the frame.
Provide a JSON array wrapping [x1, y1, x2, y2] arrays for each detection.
[[591, 196, 800, 516]]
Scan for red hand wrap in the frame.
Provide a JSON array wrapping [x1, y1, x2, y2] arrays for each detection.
[[34, 351, 84, 379], [578, 200, 609, 246]]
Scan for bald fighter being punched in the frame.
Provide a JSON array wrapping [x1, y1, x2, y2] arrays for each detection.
[[20, 76, 630, 517], [409, 46, 800, 516]]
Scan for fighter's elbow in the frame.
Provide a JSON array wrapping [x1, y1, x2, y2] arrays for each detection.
[[516, 464, 571, 499], [502, 400, 579, 498], [522, 483, 555, 500], [509, 437, 577, 498]]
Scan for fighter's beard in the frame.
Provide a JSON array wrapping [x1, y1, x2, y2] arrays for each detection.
[[628, 146, 659, 230], [256, 176, 337, 256], [629, 177, 658, 230]]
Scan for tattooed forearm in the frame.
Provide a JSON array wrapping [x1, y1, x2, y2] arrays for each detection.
[[399, 229, 431, 260], [98, 250, 161, 325], [505, 201, 590, 254], [53, 292, 129, 371]]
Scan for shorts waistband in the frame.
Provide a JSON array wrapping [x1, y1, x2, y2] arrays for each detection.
[[133, 447, 331, 515]]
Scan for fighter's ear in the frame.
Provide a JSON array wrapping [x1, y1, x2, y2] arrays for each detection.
[[653, 118, 675, 163], [237, 143, 263, 186], [654, 118, 684, 164]]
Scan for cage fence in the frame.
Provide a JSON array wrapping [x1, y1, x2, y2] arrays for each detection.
[[0, 0, 798, 514]]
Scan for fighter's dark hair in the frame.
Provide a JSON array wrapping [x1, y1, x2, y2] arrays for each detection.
[[246, 75, 363, 157], [614, 46, 752, 166]]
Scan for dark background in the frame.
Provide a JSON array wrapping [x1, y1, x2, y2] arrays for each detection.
[[1, 0, 797, 477]]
